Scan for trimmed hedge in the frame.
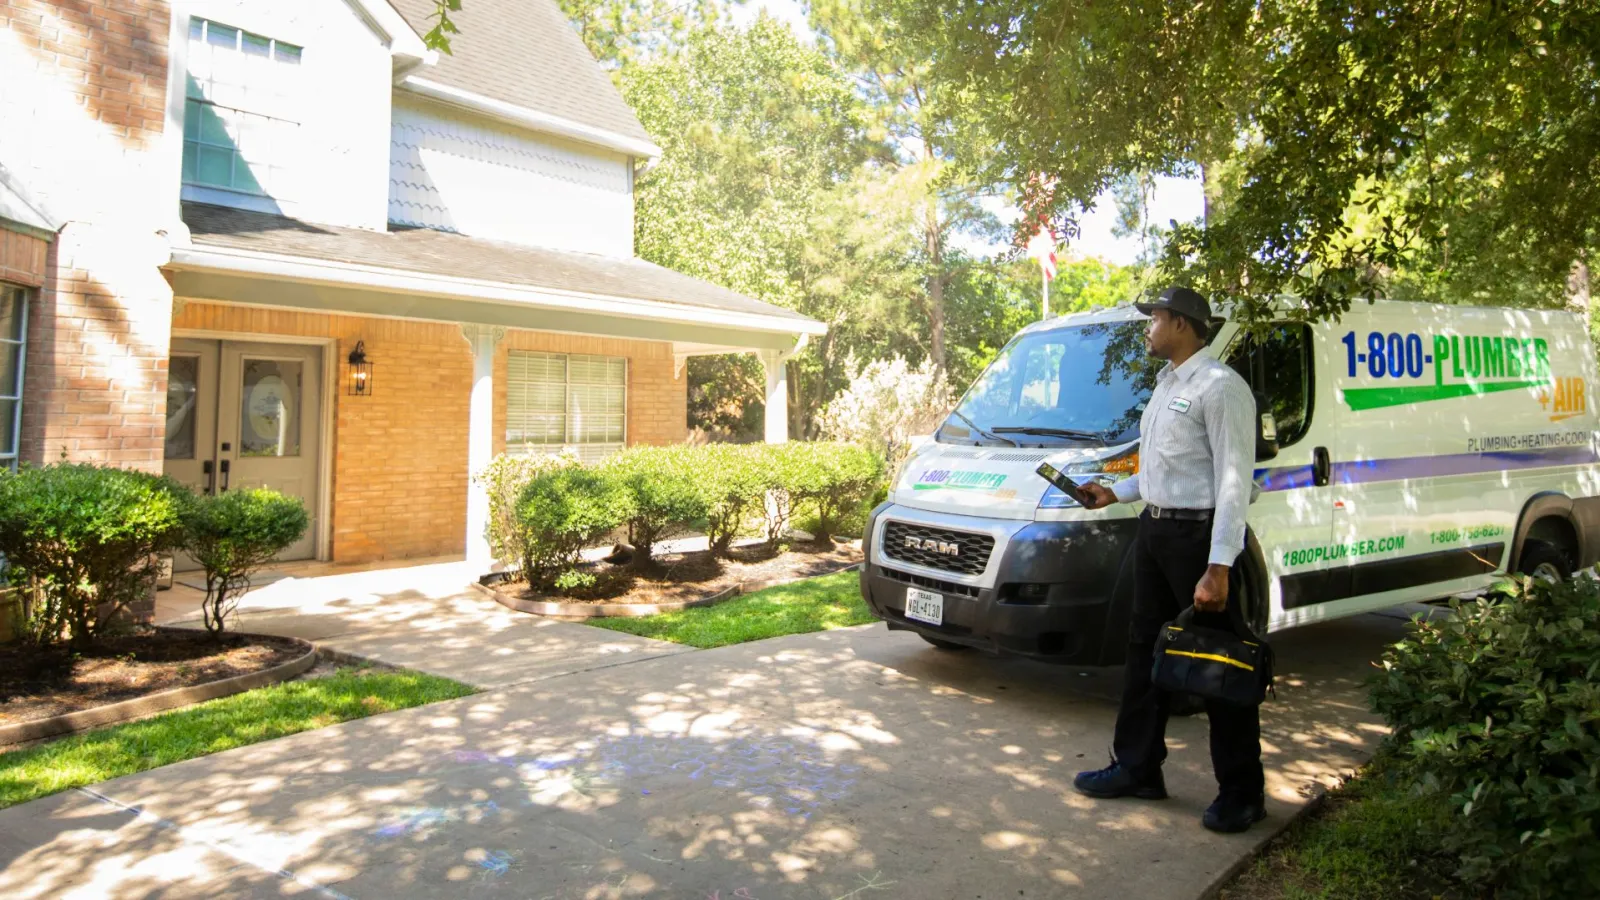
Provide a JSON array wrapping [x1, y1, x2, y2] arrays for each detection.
[[0, 463, 192, 649], [1370, 575, 1600, 898], [491, 441, 885, 585], [183, 488, 309, 635]]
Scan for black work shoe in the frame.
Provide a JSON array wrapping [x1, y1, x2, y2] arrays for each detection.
[[1202, 794, 1267, 833], [1073, 761, 1168, 800]]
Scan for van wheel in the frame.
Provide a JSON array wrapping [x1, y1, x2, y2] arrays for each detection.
[[920, 634, 969, 651], [1515, 539, 1572, 582]]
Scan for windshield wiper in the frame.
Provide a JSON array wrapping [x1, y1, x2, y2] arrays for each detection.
[[948, 410, 1019, 447], [992, 426, 1108, 443]]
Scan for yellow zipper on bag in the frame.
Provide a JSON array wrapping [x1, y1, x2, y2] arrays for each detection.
[[1163, 648, 1255, 671]]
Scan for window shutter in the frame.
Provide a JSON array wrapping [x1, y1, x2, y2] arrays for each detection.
[[505, 351, 626, 460]]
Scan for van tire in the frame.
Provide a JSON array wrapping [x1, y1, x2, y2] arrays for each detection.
[[1515, 539, 1572, 582], [920, 634, 970, 651]]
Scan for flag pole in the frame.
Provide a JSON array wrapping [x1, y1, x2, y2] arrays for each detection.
[[1042, 270, 1050, 320]]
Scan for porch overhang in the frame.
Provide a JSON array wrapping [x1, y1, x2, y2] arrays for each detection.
[[165, 244, 821, 353]]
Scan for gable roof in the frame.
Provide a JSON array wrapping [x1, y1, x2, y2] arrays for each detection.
[[178, 203, 820, 333], [387, 0, 655, 151]]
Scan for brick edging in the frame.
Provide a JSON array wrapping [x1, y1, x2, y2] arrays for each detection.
[[474, 563, 864, 619], [0, 631, 319, 746]]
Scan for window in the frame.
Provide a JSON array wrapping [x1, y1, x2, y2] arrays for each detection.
[[506, 352, 627, 462], [183, 18, 302, 198], [1227, 324, 1314, 447], [0, 285, 28, 472]]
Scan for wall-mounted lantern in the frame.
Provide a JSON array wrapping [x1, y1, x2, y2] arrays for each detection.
[[347, 340, 374, 396]]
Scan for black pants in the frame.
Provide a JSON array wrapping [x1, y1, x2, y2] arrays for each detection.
[[1112, 511, 1264, 798]]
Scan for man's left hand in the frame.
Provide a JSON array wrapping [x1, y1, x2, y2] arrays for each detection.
[[1194, 564, 1229, 612]]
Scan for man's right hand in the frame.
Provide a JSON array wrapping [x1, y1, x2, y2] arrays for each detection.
[[1078, 482, 1117, 510]]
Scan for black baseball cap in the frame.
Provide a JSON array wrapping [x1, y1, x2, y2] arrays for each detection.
[[1136, 286, 1212, 324]]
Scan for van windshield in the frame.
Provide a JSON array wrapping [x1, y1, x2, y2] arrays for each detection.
[[943, 321, 1162, 445]]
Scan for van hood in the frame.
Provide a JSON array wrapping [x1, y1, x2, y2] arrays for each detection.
[[890, 441, 1130, 520]]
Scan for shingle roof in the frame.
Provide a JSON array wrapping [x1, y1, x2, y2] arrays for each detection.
[[387, 0, 654, 149], [180, 203, 815, 327]]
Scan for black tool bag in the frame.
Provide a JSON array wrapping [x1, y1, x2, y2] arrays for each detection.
[[1151, 604, 1274, 707]]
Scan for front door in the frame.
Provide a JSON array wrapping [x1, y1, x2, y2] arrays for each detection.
[[164, 338, 322, 568]]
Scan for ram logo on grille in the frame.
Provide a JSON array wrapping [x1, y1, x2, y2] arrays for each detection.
[[905, 536, 961, 556]]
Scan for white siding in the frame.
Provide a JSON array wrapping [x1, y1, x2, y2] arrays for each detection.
[[389, 98, 635, 257], [176, 0, 394, 231]]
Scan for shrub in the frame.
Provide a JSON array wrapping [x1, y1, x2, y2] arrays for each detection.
[[603, 446, 708, 567], [476, 452, 578, 568], [697, 444, 766, 556], [1369, 576, 1600, 898], [818, 356, 954, 474], [0, 463, 191, 649], [182, 489, 309, 635], [766, 442, 886, 540], [515, 467, 626, 588]]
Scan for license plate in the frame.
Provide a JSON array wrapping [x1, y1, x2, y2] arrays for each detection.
[[904, 588, 944, 625]]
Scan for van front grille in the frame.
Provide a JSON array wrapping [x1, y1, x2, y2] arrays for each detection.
[[881, 521, 994, 576], [880, 566, 981, 598]]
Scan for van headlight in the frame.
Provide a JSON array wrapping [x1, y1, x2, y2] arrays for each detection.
[[1037, 448, 1139, 509]]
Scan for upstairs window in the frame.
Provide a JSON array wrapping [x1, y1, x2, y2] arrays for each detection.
[[183, 18, 302, 198], [506, 352, 627, 463]]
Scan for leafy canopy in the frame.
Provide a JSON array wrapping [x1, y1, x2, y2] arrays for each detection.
[[889, 0, 1600, 324]]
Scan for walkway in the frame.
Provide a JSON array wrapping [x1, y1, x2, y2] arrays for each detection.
[[2, 561, 1427, 899]]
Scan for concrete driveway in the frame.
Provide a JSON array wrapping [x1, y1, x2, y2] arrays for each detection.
[[0, 600, 1414, 900]]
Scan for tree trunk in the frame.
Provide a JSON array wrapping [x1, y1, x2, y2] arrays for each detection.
[[925, 203, 946, 375]]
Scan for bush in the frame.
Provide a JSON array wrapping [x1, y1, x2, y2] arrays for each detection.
[[603, 446, 708, 567], [0, 463, 191, 649], [182, 489, 309, 635], [515, 467, 626, 588], [765, 442, 886, 540], [476, 452, 578, 568], [697, 444, 766, 556], [818, 356, 954, 475], [1369, 576, 1600, 898]]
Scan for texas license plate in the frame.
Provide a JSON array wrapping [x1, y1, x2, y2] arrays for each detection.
[[904, 588, 944, 625]]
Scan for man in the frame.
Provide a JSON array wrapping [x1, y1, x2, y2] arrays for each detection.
[[1074, 285, 1266, 833]]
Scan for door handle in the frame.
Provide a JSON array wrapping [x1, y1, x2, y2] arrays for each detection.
[[219, 458, 230, 493], [202, 459, 215, 495], [1312, 446, 1331, 487]]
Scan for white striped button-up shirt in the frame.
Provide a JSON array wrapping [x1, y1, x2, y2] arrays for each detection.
[[1111, 347, 1257, 566]]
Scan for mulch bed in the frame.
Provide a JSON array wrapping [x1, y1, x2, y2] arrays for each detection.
[[0, 629, 305, 726], [502, 540, 863, 606]]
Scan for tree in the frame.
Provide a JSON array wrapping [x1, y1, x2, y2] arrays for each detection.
[[183, 489, 309, 635], [422, 0, 737, 69], [881, 0, 1600, 325]]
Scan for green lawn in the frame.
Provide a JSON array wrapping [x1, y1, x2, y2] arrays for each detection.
[[0, 667, 475, 809], [1220, 759, 1458, 900], [586, 569, 873, 648]]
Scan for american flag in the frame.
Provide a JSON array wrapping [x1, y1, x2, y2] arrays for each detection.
[[1026, 220, 1057, 281]]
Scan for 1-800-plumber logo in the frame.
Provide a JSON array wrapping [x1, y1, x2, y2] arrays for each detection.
[[913, 469, 1008, 491]]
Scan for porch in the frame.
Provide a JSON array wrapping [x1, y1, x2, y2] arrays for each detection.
[[162, 203, 824, 568]]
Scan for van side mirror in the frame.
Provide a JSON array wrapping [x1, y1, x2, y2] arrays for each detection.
[[1255, 394, 1279, 462]]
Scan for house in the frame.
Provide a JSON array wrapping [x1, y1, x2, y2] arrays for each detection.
[[0, 0, 823, 580]]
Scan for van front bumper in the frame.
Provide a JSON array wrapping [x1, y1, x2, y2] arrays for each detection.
[[860, 504, 1139, 666]]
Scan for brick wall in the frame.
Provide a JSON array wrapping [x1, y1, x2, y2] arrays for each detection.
[[6, 0, 177, 473], [174, 302, 688, 563]]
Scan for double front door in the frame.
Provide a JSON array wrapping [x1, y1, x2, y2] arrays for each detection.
[[164, 338, 322, 567]]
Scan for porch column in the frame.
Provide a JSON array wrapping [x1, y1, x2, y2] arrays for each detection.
[[760, 349, 788, 444], [461, 324, 506, 569]]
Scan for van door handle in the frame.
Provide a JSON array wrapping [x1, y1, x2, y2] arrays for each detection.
[[202, 459, 214, 495], [1312, 447, 1331, 487]]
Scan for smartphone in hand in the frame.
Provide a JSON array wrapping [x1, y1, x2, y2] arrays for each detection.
[[1036, 461, 1089, 506]]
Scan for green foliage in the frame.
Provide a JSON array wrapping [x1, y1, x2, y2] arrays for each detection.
[[688, 355, 765, 442], [0, 463, 190, 649], [892, 0, 1599, 324], [696, 444, 767, 556], [772, 442, 886, 538], [603, 445, 710, 567], [515, 467, 627, 588], [558, 0, 734, 70], [0, 667, 475, 809], [182, 489, 309, 635], [477, 453, 579, 571], [1369, 577, 1600, 897], [587, 569, 869, 648], [553, 569, 597, 592]]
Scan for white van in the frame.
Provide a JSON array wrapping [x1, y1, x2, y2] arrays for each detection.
[[860, 300, 1600, 664]]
